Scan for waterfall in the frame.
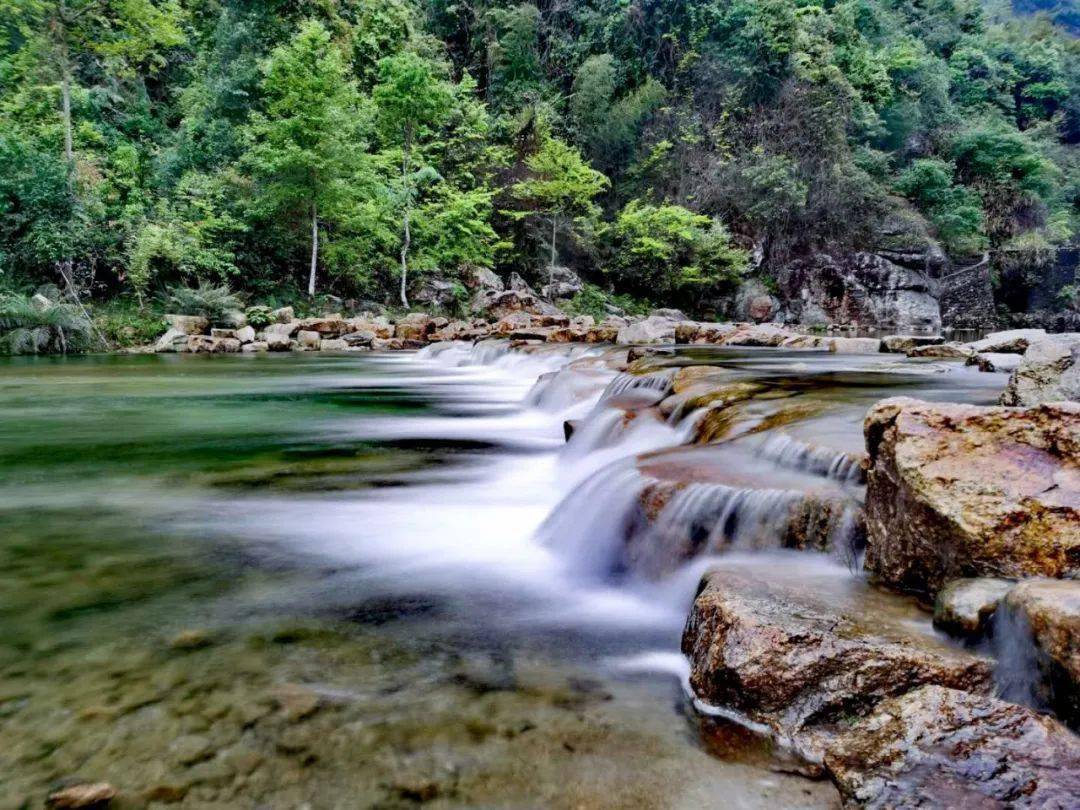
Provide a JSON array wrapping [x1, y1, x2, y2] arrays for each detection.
[[992, 601, 1051, 713], [749, 434, 866, 484], [600, 370, 675, 403]]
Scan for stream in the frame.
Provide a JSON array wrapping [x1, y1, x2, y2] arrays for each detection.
[[0, 344, 1006, 808]]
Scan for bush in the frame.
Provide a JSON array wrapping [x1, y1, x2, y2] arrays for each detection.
[[565, 283, 650, 320], [93, 300, 166, 348], [0, 293, 95, 355], [162, 282, 242, 322], [244, 305, 273, 329]]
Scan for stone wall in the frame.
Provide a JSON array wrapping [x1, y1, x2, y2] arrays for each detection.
[[939, 259, 997, 331]]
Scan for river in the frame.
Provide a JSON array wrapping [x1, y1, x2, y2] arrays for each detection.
[[0, 343, 1005, 807]]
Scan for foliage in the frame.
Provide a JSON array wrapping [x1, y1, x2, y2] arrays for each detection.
[[895, 159, 985, 252], [0, 293, 94, 355], [162, 282, 241, 321], [244, 305, 273, 329], [92, 299, 165, 348], [564, 283, 651, 321]]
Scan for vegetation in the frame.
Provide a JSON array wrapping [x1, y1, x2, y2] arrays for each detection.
[[0, 0, 1076, 321], [0, 292, 94, 354]]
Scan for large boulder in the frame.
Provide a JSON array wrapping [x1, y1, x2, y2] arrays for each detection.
[[265, 321, 300, 338], [463, 267, 504, 292], [906, 342, 973, 360], [412, 277, 458, 310], [722, 323, 793, 347], [828, 337, 882, 354], [967, 328, 1047, 355], [872, 204, 948, 273], [470, 287, 563, 320], [154, 328, 189, 353], [269, 306, 295, 324], [776, 252, 941, 333], [1003, 579, 1080, 725], [541, 266, 584, 300], [933, 578, 1013, 640], [682, 567, 993, 760], [734, 280, 780, 323], [394, 313, 436, 341], [617, 316, 677, 344], [163, 314, 209, 335], [1000, 335, 1080, 406], [299, 315, 349, 337], [823, 685, 1080, 808], [863, 398, 1080, 601], [967, 352, 1023, 374], [186, 334, 240, 354]]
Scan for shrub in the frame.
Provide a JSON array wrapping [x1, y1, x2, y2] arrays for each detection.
[[0, 293, 95, 355], [244, 305, 273, 329], [163, 282, 242, 321]]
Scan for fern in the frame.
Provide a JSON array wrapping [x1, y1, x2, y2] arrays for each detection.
[[162, 282, 242, 321], [0, 294, 93, 355]]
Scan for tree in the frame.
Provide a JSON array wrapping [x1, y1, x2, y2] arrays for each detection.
[[895, 159, 985, 253], [510, 136, 609, 285], [244, 20, 363, 297], [373, 52, 454, 307]]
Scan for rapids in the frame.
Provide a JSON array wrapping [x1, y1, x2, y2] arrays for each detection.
[[0, 342, 1016, 806]]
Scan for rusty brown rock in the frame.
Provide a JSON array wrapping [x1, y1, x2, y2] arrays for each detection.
[[863, 398, 1080, 601], [394, 313, 436, 341], [824, 685, 1080, 808]]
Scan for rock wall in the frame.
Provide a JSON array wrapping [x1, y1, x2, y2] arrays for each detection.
[[938, 259, 998, 330]]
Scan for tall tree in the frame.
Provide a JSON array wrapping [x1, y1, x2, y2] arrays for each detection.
[[244, 20, 363, 296], [373, 52, 454, 308], [510, 136, 609, 285]]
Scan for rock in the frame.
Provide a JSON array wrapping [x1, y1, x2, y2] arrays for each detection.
[[827, 337, 882, 354], [873, 204, 949, 273], [319, 338, 348, 351], [933, 578, 1014, 639], [570, 315, 595, 329], [722, 323, 793, 347], [269, 306, 294, 324], [823, 685, 1080, 808], [967, 352, 1023, 374], [185, 335, 240, 354], [1000, 335, 1080, 406], [463, 267, 504, 292], [30, 292, 52, 312], [264, 321, 300, 338], [299, 315, 348, 336], [692, 322, 740, 344], [217, 309, 247, 329], [674, 321, 702, 343], [585, 323, 620, 343], [880, 334, 945, 354], [394, 313, 436, 341], [471, 288, 551, 320], [234, 325, 256, 344], [968, 328, 1047, 355], [169, 629, 213, 650], [209, 328, 236, 339], [270, 683, 321, 722], [617, 316, 677, 344], [508, 272, 533, 293], [296, 330, 321, 350], [863, 398, 1080, 601], [1003, 579, 1080, 725], [563, 420, 579, 441], [682, 567, 993, 760], [171, 733, 214, 766], [412, 277, 458, 309], [905, 342, 973, 359], [265, 333, 293, 352], [780, 334, 828, 349], [348, 317, 392, 339], [46, 782, 118, 809], [541, 266, 584, 300], [154, 328, 189, 353], [241, 341, 268, 353], [734, 281, 779, 323], [776, 252, 942, 333], [649, 308, 689, 321], [341, 330, 376, 347], [163, 314, 209, 335]]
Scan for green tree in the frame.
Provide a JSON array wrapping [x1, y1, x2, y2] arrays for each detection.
[[373, 51, 455, 307], [510, 136, 609, 285], [244, 20, 364, 297], [895, 159, 985, 252]]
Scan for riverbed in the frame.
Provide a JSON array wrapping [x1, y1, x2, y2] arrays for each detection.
[[0, 345, 1005, 808]]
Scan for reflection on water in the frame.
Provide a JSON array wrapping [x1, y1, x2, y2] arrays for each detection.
[[0, 345, 1007, 807]]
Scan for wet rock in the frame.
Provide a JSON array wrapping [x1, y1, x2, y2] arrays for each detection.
[[721, 323, 793, 347], [270, 683, 321, 722], [186, 335, 240, 354], [296, 330, 321, 350], [234, 325, 256, 344], [348, 317, 393, 339], [341, 330, 376, 347], [682, 568, 993, 760], [863, 398, 1080, 601], [319, 338, 348, 352], [1000, 335, 1080, 406], [905, 342, 973, 360], [171, 734, 214, 766], [780, 334, 829, 349], [163, 314, 209, 335], [265, 333, 293, 352], [154, 328, 189, 353], [1004, 579, 1080, 725], [241, 341, 269, 353], [967, 352, 1023, 374], [674, 321, 702, 343], [827, 337, 881, 354], [968, 328, 1047, 354], [269, 306, 294, 324], [617, 316, 677, 344], [47, 782, 117, 809], [264, 321, 300, 339], [691, 323, 740, 344], [880, 334, 944, 354], [823, 685, 1080, 808], [585, 321, 621, 343], [933, 578, 1013, 639]]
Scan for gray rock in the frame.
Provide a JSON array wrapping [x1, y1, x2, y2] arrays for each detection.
[[210, 328, 236, 339], [234, 325, 256, 344], [163, 314, 209, 335], [542, 267, 584, 300], [412, 277, 458, 309], [29, 293, 52, 312], [905, 342, 973, 360], [265, 333, 293, 352], [270, 306, 295, 324], [1000, 335, 1080, 406], [241, 341, 268, 353], [297, 330, 321, 349], [617, 316, 677, 344], [319, 338, 348, 351], [265, 321, 300, 338], [154, 328, 190, 353], [968, 328, 1047, 354], [734, 281, 779, 323], [463, 267, 504, 292], [341, 330, 376, 347], [880, 335, 945, 354], [933, 578, 1013, 639], [827, 337, 881, 354], [217, 309, 247, 329], [967, 352, 1023, 373], [649, 308, 689, 321]]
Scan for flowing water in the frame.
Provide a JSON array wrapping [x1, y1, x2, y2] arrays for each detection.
[[0, 344, 1007, 808]]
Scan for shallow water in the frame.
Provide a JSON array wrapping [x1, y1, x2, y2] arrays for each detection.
[[0, 345, 1008, 808]]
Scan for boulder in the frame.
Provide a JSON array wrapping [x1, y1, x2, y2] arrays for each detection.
[[217, 309, 247, 329], [649, 307, 689, 321], [968, 328, 1047, 355], [210, 328, 236, 339], [734, 281, 779, 323], [872, 205, 949, 273], [541, 266, 584, 300], [682, 567, 993, 760], [906, 342, 973, 360], [1000, 335, 1080, 406], [299, 315, 348, 336], [296, 330, 321, 350], [394, 313, 436, 341], [828, 337, 882, 354], [493, 312, 533, 335], [463, 267, 504, 292], [319, 338, 348, 352], [617, 316, 677, 344], [722, 323, 793, 347], [967, 352, 1023, 374], [30, 292, 52, 312], [270, 306, 295, 324], [780, 334, 829, 349], [1003, 579, 1080, 725], [471, 288, 546, 320], [163, 314, 209, 335], [585, 323, 620, 343], [241, 341, 268, 353], [341, 330, 376, 348], [880, 334, 945, 354], [186, 335, 240, 354], [265, 333, 294, 352], [412, 277, 458, 309], [265, 321, 300, 338], [823, 686, 1080, 808], [776, 252, 942, 333], [47, 782, 118, 809], [691, 323, 740, 345], [347, 317, 392, 339], [234, 325, 256, 344], [863, 398, 1080, 601], [933, 578, 1014, 640], [154, 328, 189, 353]]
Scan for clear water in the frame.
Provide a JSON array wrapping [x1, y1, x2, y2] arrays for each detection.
[[0, 345, 1006, 807]]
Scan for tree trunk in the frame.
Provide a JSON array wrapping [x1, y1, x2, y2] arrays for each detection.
[[61, 67, 73, 179], [308, 202, 318, 297], [549, 213, 558, 288], [399, 133, 412, 309]]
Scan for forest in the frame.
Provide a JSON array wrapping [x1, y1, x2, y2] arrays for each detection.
[[1, 0, 1078, 340]]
